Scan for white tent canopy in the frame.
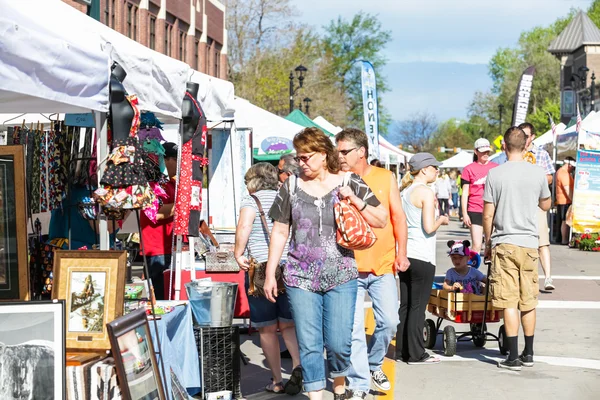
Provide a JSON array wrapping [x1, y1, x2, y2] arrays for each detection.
[[3, 0, 192, 119], [441, 150, 474, 169], [313, 116, 342, 134], [0, 0, 110, 113], [192, 73, 235, 123], [534, 122, 567, 147], [235, 98, 304, 156], [379, 135, 413, 163]]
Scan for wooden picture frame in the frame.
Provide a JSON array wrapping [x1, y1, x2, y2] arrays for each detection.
[[52, 250, 127, 352], [0, 145, 29, 300], [0, 300, 66, 399], [107, 308, 166, 400]]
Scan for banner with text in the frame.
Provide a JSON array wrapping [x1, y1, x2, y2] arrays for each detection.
[[361, 61, 380, 160], [512, 66, 536, 126], [572, 149, 600, 233]]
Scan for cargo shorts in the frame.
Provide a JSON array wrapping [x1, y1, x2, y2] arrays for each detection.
[[489, 243, 539, 311]]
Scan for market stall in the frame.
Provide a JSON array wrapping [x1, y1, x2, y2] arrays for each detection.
[[440, 150, 475, 170], [0, 1, 231, 399]]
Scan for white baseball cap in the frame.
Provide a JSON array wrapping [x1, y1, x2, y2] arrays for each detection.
[[474, 138, 492, 153]]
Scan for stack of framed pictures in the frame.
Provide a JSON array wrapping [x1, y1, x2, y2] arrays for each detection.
[[107, 308, 166, 400], [52, 250, 127, 352], [0, 300, 66, 399]]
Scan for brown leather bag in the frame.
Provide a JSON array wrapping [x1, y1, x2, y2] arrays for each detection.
[[247, 194, 285, 297]]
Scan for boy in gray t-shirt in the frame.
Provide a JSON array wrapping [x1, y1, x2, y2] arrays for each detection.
[[482, 126, 551, 372]]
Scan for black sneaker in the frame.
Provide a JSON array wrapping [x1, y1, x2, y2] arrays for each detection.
[[370, 369, 391, 391], [333, 393, 347, 400], [519, 353, 534, 367], [498, 357, 522, 371]]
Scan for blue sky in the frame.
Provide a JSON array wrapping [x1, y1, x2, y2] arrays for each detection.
[[291, 0, 592, 126]]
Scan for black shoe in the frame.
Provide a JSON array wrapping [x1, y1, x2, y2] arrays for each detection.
[[498, 357, 522, 371], [519, 353, 534, 367], [284, 366, 303, 395], [333, 393, 346, 400], [280, 349, 292, 359]]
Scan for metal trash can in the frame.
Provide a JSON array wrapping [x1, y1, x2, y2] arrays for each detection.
[[185, 280, 238, 327]]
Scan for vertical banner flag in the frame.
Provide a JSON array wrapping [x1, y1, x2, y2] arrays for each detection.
[[572, 149, 600, 233], [361, 61, 380, 160], [512, 66, 536, 126], [576, 103, 582, 133]]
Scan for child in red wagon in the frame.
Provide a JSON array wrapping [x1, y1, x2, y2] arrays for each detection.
[[443, 240, 487, 294]]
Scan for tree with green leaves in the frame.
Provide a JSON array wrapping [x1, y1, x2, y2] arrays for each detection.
[[322, 12, 392, 133]]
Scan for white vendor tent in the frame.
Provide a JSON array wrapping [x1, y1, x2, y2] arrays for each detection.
[[441, 150, 474, 169], [234, 98, 304, 161], [313, 116, 343, 134], [534, 122, 567, 147], [0, 0, 109, 113], [379, 135, 413, 164], [4, 0, 191, 119], [191, 72, 235, 123]]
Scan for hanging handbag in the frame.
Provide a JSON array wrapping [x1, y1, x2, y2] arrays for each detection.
[[334, 172, 377, 250], [205, 251, 240, 272], [247, 194, 285, 297]]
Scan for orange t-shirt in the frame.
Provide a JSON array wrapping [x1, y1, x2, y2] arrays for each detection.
[[354, 167, 396, 275], [555, 167, 574, 205]]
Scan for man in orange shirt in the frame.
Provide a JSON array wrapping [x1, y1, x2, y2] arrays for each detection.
[[555, 157, 575, 245], [336, 129, 409, 400]]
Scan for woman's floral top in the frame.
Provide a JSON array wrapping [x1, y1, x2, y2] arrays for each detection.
[[269, 173, 380, 292]]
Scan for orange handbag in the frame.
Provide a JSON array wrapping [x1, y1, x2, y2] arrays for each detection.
[[334, 172, 377, 250]]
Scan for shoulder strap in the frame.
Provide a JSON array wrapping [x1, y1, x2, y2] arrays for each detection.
[[342, 171, 353, 187], [249, 194, 270, 244], [288, 174, 298, 195]]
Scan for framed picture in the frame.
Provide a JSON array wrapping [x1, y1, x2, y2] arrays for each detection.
[[107, 308, 166, 400], [0, 145, 29, 300], [0, 300, 66, 399], [52, 250, 127, 351]]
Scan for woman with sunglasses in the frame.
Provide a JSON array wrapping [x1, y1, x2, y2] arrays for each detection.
[[396, 153, 449, 365], [264, 128, 388, 400]]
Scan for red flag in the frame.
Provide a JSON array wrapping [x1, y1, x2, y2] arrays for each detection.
[[576, 103, 582, 133]]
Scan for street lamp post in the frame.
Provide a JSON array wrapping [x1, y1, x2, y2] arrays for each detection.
[[591, 72, 596, 113], [498, 104, 504, 136], [289, 65, 307, 114], [303, 97, 312, 115]]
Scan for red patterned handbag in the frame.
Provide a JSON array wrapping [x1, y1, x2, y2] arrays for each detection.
[[334, 172, 377, 250]]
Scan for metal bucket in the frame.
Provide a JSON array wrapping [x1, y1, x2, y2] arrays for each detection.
[[185, 280, 238, 327]]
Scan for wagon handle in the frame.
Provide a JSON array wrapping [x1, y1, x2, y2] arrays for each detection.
[[481, 260, 492, 337]]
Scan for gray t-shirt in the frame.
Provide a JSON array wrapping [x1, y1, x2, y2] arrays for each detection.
[[483, 161, 551, 249]]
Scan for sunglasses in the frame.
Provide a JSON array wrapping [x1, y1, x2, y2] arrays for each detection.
[[278, 168, 286, 174], [294, 153, 316, 164], [338, 147, 357, 156]]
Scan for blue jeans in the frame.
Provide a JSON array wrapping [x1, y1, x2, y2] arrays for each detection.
[[452, 193, 459, 209], [348, 273, 399, 391], [147, 254, 171, 300], [245, 273, 293, 328], [286, 279, 357, 392]]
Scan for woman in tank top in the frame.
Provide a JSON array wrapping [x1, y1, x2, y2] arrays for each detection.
[[396, 153, 449, 364]]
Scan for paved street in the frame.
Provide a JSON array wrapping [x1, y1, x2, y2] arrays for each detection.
[[239, 220, 600, 400]]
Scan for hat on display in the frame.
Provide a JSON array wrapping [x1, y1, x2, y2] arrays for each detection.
[[447, 240, 471, 256], [474, 138, 492, 153], [408, 152, 442, 171], [163, 142, 178, 158]]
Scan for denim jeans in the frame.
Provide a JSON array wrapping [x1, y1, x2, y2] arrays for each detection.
[[286, 279, 357, 392], [347, 273, 399, 391], [147, 254, 172, 300]]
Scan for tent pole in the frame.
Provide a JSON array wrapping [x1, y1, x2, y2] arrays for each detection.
[[94, 111, 109, 250]]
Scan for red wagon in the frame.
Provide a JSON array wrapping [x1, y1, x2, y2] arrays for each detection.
[[425, 286, 508, 356]]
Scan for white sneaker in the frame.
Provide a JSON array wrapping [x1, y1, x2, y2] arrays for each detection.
[[544, 277, 555, 290], [349, 390, 368, 399], [370, 369, 391, 391]]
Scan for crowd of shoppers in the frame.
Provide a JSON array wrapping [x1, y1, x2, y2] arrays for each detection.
[[234, 122, 562, 397]]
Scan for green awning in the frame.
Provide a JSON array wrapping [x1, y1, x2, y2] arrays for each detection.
[[285, 109, 334, 137]]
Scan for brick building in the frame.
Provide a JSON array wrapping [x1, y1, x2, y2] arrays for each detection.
[[63, 0, 228, 79]]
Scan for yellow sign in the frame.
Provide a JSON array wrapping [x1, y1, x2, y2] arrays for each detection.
[[493, 135, 503, 150]]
